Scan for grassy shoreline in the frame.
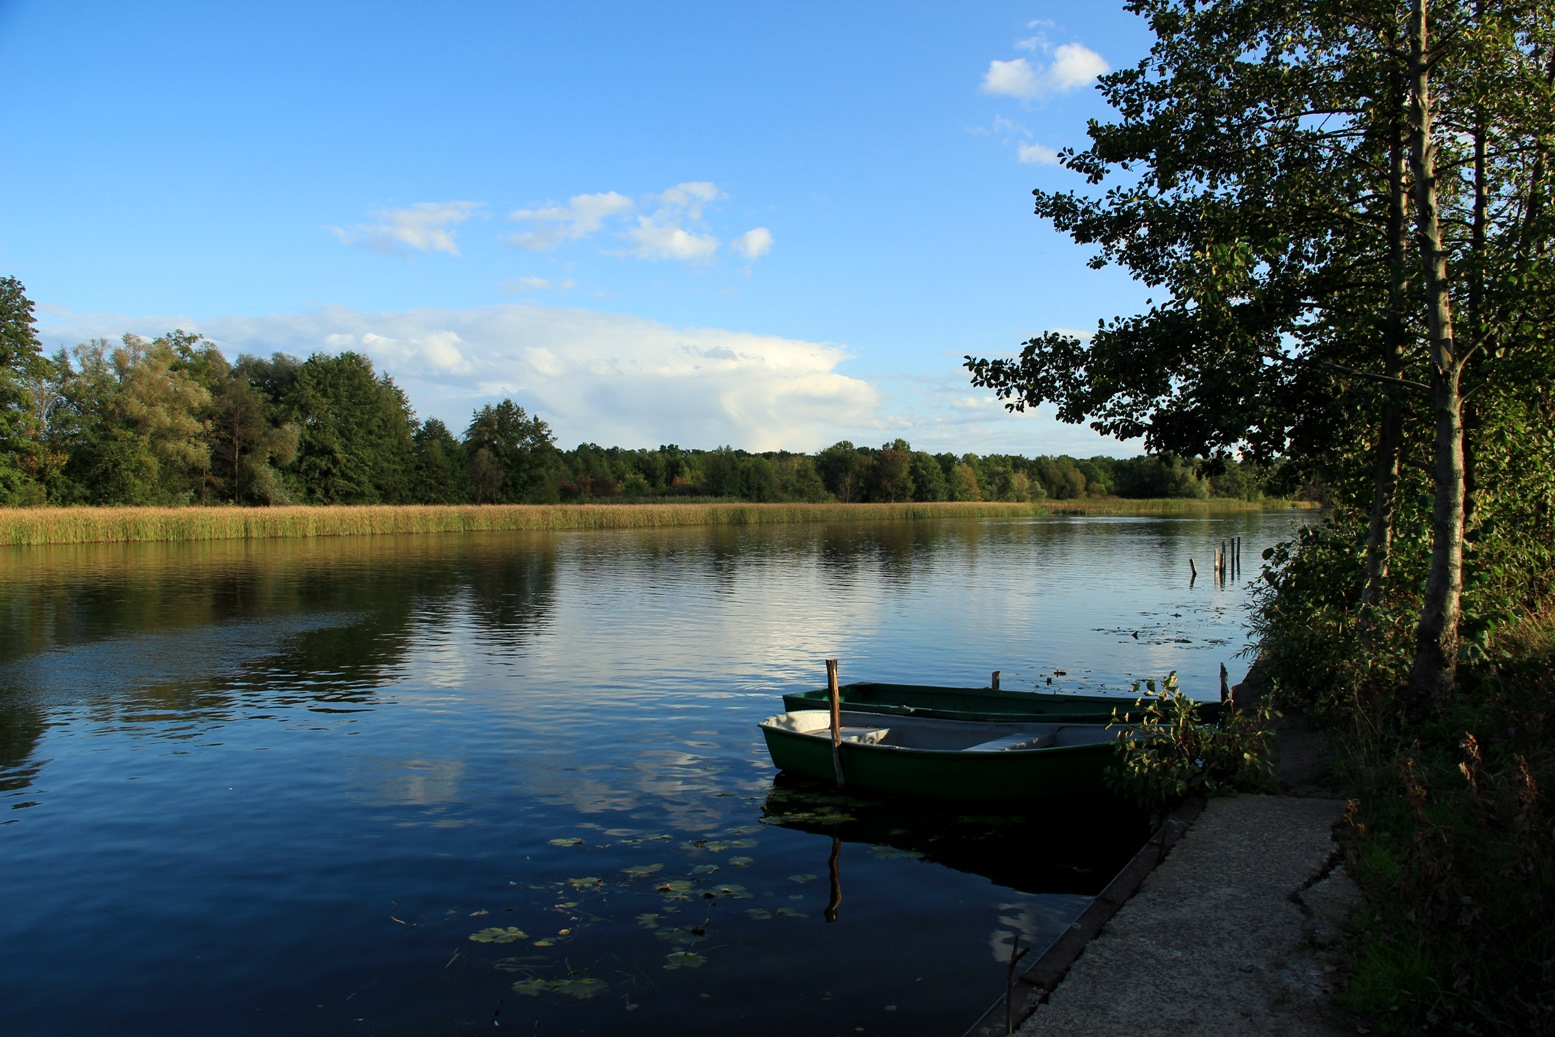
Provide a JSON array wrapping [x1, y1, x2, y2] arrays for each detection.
[[0, 498, 1309, 547]]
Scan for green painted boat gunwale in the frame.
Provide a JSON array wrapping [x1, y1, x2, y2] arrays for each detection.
[[780, 681, 1225, 725]]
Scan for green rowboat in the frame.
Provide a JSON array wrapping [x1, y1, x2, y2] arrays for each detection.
[[780, 681, 1224, 725], [758, 710, 1119, 801]]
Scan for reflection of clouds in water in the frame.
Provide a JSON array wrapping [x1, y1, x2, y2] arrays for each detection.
[[0, 613, 362, 702], [347, 756, 465, 807], [989, 895, 1091, 962], [395, 606, 478, 690]]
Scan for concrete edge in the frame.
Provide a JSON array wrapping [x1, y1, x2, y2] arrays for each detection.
[[962, 796, 1208, 1037]]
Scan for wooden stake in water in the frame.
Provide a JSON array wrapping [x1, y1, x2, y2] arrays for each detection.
[[825, 834, 843, 923], [991, 669, 1001, 691], [1189, 557, 1197, 585], [826, 658, 845, 788]]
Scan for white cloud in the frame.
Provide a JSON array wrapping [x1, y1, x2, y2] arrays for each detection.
[[731, 227, 773, 260], [1017, 142, 1060, 165], [981, 42, 1108, 100], [506, 191, 635, 249], [327, 201, 481, 256], [1047, 43, 1109, 91], [36, 304, 883, 452], [982, 57, 1042, 100], [623, 181, 725, 262]]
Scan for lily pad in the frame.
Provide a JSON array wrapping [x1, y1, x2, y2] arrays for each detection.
[[469, 927, 528, 943], [724, 825, 761, 836], [532, 938, 555, 947], [708, 883, 753, 900], [663, 951, 707, 970], [690, 864, 719, 875], [548, 837, 585, 847], [635, 913, 661, 928], [551, 977, 605, 998], [787, 873, 818, 884], [728, 856, 753, 868], [655, 927, 705, 945], [655, 879, 693, 896], [621, 863, 664, 879], [745, 908, 772, 920], [510, 976, 606, 999], [567, 877, 603, 890]]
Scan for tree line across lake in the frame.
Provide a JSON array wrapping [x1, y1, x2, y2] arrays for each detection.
[[0, 288, 1276, 509]]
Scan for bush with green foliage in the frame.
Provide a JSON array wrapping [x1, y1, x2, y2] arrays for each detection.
[[1104, 673, 1278, 822]]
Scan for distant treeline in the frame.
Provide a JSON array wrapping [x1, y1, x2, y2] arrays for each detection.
[[6, 328, 1281, 507]]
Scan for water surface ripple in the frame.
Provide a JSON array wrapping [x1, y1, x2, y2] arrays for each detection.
[[0, 513, 1304, 1035]]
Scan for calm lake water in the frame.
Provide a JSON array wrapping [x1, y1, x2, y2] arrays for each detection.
[[0, 511, 1306, 1036]]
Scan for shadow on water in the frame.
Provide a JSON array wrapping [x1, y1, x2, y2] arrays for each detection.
[[760, 773, 1152, 898]]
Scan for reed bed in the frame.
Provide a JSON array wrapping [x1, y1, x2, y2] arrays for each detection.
[[0, 498, 1301, 547]]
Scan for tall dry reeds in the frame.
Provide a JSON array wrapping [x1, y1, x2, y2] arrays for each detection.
[[0, 498, 1294, 546]]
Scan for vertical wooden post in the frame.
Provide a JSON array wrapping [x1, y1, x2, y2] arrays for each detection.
[[824, 834, 843, 923], [991, 670, 1001, 691], [826, 658, 845, 787], [1189, 557, 1197, 584]]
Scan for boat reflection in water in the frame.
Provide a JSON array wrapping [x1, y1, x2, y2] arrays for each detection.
[[758, 772, 1153, 915]]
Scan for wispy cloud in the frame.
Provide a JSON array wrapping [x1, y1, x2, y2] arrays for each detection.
[[623, 182, 722, 262], [1017, 142, 1060, 165], [730, 227, 774, 260], [506, 191, 635, 250], [327, 201, 482, 256], [981, 41, 1108, 100], [502, 276, 576, 293]]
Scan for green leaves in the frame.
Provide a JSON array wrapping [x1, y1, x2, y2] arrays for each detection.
[[468, 927, 528, 943], [1104, 671, 1279, 820]]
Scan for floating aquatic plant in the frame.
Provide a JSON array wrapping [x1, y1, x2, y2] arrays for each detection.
[[469, 927, 527, 943]]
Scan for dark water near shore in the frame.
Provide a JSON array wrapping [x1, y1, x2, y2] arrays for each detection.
[[0, 512, 1305, 1035]]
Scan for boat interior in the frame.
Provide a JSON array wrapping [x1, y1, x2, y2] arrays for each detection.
[[761, 710, 1116, 751]]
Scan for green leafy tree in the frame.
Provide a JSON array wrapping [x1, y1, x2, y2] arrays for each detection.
[[463, 399, 558, 503], [870, 439, 915, 502], [909, 451, 948, 502], [413, 418, 470, 504], [288, 352, 415, 504], [0, 278, 49, 502], [966, 0, 1555, 704]]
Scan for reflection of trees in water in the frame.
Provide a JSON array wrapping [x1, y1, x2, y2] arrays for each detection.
[[0, 696, 46, 809], [0, 534, 559, 736]]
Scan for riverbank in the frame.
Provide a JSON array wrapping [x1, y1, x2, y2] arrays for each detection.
[[0, 498, 1308, 546], [968, 714, 1361, 1037]]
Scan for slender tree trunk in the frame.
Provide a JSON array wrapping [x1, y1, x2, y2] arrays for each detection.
[[1361, 88, 1412, 628], [1406, 0, 1466, 711]]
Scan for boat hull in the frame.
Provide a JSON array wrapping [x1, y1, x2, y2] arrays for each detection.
[[758, 711, 1119, 801]]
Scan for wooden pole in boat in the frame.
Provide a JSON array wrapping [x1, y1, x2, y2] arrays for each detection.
[[826, 658, 845, 788], [991, 669, 1001, 691], [824, 834, 843, 923]]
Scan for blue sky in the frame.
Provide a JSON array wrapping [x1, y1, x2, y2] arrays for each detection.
[[0, 1, 1158, 455]]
